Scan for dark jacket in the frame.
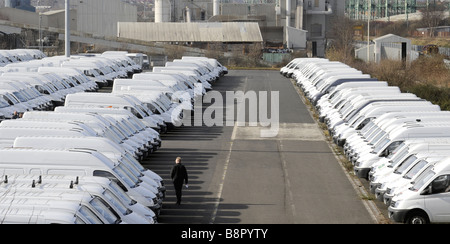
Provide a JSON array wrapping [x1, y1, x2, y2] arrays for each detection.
[[171, 163, 188, 185]]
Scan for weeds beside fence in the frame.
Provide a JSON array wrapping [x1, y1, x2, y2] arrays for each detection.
[[326, 48, 450, 110]]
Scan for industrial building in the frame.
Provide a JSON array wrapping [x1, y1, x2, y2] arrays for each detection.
[[4, 0, 35, 12], [118, 0, 345, 58], [344, 0, 445, 21]]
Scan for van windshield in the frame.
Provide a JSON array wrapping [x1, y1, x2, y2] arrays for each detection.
[[113, 165, 139, 188], [79, 205, 104, 224], [109, 180, 137, 206], [373, 137, 390, 153], [404, 160, 428, 180], [394, 155, 418, 175], [123, 153, 146, 172], [90, 197, 120, 224], [0, 99, 9, 108], [12, 91, 27, 102], [103, 189, 131, 215], [387, 143, 406, 160], [410, 168, 435, 192]]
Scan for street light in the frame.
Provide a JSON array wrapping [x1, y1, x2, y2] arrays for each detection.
[[65, 0, 70, 57], [367, 0, 371, 62]]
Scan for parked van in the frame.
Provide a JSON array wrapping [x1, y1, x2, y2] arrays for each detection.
[[354, 123, 450, 179], [0, 192, 124, 224], [374, 151, 450, 201], [2, 174, 157, 222], [113, 79, 193, 106], [0, 181, 153, 224], [0, 126, 96, 148], [388, 156, 450, 224], [332, 103, 441, 146], [12, 136, 165, 197], [19, 111, 153, 157], [38, 67, 99, 92], [181, 56, 228, 77], [64, 93, 165, 132], [152, 67, 212, 91], [381, 152, 450, 205], [0, 73, 66, 106], [0, 148, 161, 215], [132, 73, 198, 100], [0, 199, 104, 224], [53, 106, 162, 150], [112, 90, 183, 127]]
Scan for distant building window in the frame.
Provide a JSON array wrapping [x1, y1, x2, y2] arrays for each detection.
[[311, 23, 322, 37]]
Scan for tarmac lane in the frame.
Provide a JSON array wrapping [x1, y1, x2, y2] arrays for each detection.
[[142, 70, 380, 224]]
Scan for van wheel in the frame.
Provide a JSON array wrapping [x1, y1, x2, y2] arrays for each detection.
[[406, 211, 429, 224]]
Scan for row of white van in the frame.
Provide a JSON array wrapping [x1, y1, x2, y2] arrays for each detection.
[[282, 58, 450, 224], [0, 49, 46, 67], [0, 55, 227, 224], [0, 50, 144, 121]]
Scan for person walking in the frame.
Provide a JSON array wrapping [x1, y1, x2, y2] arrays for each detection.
[[170, 157, 189, 205]]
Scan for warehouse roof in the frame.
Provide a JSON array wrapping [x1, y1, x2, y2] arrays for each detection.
[[117, 22, 263, 43]]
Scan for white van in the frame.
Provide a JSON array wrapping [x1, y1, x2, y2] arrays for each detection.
[[152, 67, 211, 91], [112, 90, 183, 127], [0, 192, 124, 224], [332, 103, 441, 146], [0, 199, 104, 224], [132, 73, 198, 100], [19, 111, 152, 157], [53, 106, 162, 149], [388, 157, 450, 224], [0, 181, 153, 224], [12, 136, 165, 197], [374, 151, 450, 201], [181, 56, 228, 77], [354, 123, 450, 179], [0, 148, 161, 215], [3, 174, 157, 222], [38, 67, 99, 92], [0, 127, 96, 148], [64, 93, 165, 132], [113, 79, 193, 106], [0, 74, 66, 106]]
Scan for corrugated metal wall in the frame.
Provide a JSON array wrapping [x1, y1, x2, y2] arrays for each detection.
[[117, 22, 263, 43]]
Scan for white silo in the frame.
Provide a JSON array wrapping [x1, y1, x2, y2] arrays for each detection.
[[155, 0, 171, 23], [213, 0, 220, 16], [5, 0, 17, 8]]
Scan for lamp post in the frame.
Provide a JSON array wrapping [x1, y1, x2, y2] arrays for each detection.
[[367, 0, 371, 62], [65, 0, 70, 58]]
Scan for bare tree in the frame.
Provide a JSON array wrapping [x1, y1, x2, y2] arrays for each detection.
[[327, 15, 356, 62], [421, 5, 446, 37]]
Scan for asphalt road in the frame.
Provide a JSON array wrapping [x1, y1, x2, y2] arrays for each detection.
[[141, 70, 384, 224]]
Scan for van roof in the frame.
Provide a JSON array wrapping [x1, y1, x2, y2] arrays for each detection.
[[0, 148, 116, 168]]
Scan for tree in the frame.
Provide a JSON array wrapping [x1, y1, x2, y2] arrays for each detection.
[[327, 15, 356, 63], [421, 5, 446, 37]]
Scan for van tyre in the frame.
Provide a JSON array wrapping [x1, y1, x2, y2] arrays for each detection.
[[406, 211, 429, 224]]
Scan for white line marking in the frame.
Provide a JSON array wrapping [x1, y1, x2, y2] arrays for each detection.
[[209, 123, 236, 224]]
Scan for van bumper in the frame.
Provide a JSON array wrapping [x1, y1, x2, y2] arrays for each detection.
[[354, 166, 370, 179], [388, 206, 408, 223]]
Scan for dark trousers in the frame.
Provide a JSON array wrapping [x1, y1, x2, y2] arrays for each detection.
[[173, 182, 183, 204]]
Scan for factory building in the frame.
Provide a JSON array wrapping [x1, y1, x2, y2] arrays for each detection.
[[5, 0, 35, 12], [126, 0, 345, 57]]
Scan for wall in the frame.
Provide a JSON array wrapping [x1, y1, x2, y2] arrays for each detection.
[[71, 0, 137, 38], [0, 7, 76, 30]]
